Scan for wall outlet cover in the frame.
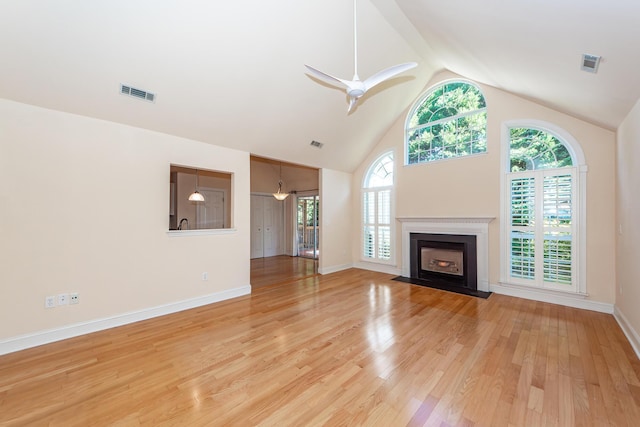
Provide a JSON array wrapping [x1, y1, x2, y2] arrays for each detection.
[[45, 296, 56, 308], [58, 293, 69, 306]]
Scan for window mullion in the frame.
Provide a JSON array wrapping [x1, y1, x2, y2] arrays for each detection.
[[373, 190, 379, 259], [534, 171, 545, 287]]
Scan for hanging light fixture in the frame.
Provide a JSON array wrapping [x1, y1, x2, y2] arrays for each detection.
[[189, 169, 205, 202], [273, 163, 289, 201]]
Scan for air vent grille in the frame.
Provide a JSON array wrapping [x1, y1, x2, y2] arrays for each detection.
[[310, 140, 323, 148], [581, 54, 601, 73], [120, 84, 155, 102]]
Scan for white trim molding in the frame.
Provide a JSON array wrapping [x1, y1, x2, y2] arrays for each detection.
[[167, 228, 237, 237], [354, 261, 401, 276], [614, 306, 640, 360], [318, 263, 353, 275], [491, 282, 613, 314], [398, 217, 494, 292], [0, 285, 251, 356]]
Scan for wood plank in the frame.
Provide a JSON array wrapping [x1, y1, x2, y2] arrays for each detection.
[[0, 267, 638, 425]]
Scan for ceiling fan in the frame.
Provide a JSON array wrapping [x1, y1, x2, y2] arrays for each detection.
[[304, 0, 417, 113]]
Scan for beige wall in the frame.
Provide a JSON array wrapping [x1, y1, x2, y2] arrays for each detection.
[[0, 99, 250, 341], [351, 70, 617, 304], [616, 98, 640, 333], [319, 168, 353, 273]]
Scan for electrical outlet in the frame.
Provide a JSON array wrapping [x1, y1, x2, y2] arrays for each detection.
[[58, 293, 69, 306], [70, 293, 79, 304], [202, 272, 208, 281], [45, 295, 56, 308]]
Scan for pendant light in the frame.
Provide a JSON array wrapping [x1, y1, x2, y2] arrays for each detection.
[[273, 163, 289, 201], [189, 169, 205, 202]]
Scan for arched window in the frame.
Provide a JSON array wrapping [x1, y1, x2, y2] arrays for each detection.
[[363, 152, 394, 263], [502, 123, 585, 294], [406, 81, 487, 164]]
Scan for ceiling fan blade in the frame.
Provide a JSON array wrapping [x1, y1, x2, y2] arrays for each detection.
[[363, 62, 417, 91], [347, 96, 358, 113], [304, 64, 350, 88]]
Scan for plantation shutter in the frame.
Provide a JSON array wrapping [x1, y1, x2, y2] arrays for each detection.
[[377, 190, 391, 260], [362, 189, 392, 261], [363, 191, 375, 258], [509, 175, 536, 281], [508, 169, 576, 290], [542, 172, 574, 286]]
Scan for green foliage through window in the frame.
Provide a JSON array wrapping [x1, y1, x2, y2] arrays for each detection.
[[406, 82, 487, 164], [509, 128, 573, 172]]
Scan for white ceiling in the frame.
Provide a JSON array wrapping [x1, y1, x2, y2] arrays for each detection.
[[1, 1, 637, 173], [391, 0, 640, 131]]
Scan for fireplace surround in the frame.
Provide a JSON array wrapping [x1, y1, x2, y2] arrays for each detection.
[[397, 217, 494, 296]]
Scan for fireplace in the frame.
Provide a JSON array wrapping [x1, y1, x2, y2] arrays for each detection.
[[410, 233, 477, 291], [397, 217, 493, 298]]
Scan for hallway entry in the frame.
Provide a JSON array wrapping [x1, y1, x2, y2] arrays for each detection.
[[250, 194, 284, 259]]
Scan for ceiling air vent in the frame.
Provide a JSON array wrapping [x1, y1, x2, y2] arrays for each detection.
[[310, 140, 323, 149], [581, 54, 601, 73], [120, 84, 156, 102]]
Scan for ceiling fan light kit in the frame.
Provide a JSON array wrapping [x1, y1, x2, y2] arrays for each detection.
[[304, 0, 417, 112]]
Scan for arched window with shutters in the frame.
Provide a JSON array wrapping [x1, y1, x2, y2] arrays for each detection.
[[362, 151, 394, 263], [501, 122, 586, 294]]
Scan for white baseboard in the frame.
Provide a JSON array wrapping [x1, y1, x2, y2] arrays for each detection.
[[318, 263, 353, 275], [614, 306, 640, 360], [0, 285, 251, 356], [490, 282, 614, 314], [353, 261, 401, 276]]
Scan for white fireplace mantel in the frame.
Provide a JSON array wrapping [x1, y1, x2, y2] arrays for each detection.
[[398, 217, 494, 292]]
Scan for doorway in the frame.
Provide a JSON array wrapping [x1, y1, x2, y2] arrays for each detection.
[[250, 194, 284, 259], [297, 195, 319, 259]]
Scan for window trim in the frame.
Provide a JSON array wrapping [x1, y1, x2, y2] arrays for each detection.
[[500, 120, 587, 295], [404, 79, 488, 166], [361, 151, 396, 266]]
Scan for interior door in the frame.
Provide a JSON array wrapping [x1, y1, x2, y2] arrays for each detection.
[[251, 195, 284, 259], [196, 188, 225, 229], [263, 196, 277, 257], [251, 195, 264, 259]]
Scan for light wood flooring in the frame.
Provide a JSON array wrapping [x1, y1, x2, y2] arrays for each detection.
[[250, 255, 318, 288], [1, 267, 639, 426]]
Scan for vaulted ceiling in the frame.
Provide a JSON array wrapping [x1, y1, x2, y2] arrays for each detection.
[[1, 1, 637, 172]]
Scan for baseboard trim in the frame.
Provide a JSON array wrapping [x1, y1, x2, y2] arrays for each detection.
[[318, 263, 353, 275], [614, 306, 640, 360], [0, 285, 251, 356], [490, 282, 614, 314], [353, 261, 401, 276]]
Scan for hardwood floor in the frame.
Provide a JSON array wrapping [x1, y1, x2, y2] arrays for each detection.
[[1, 268, 639, 426], [250, 255, 318, 288]]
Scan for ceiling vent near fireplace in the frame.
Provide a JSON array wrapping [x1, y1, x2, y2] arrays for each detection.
[[580, 54, 601, 73], [120, 84, 156, 102], [310, 140, 324, 149]]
